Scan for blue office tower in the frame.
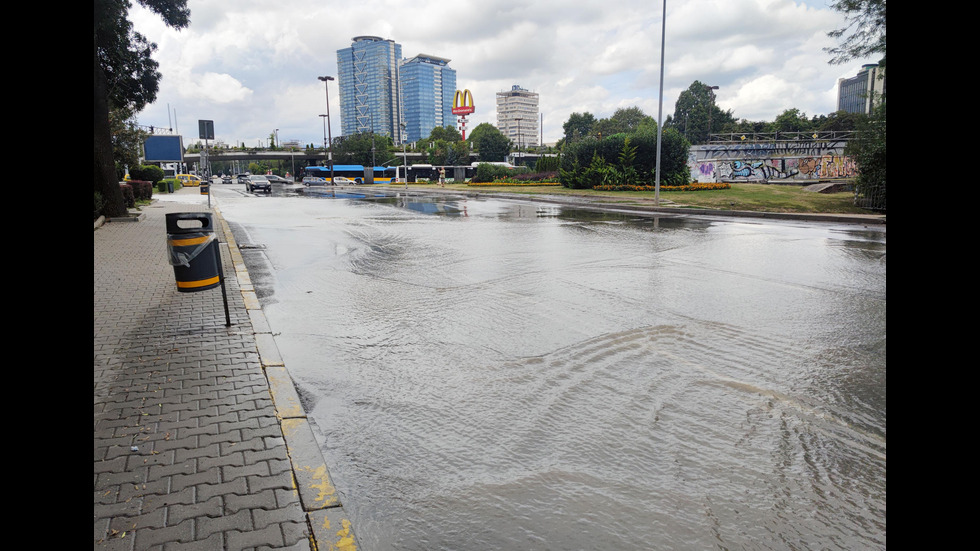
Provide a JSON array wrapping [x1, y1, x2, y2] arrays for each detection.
[[400, 54, 457, 144], [337, 36, 404, 142]]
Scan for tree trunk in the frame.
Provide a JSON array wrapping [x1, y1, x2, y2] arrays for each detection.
[[94, 45, 127, 218]]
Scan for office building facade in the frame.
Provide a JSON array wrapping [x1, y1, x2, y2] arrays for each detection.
[[337, 37, 458, 145], [837, 63, 885, 116], [496, 85, 539, 148], [337, 36, 404, 143], [400, 54, 456, 144]]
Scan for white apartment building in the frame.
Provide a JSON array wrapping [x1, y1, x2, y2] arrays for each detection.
[[496, 85, 539, 148]]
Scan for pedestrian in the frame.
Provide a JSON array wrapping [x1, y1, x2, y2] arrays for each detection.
[[439, 166, 446, 187]]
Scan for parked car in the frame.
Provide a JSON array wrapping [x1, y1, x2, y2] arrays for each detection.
[[236, 173, 250, 184], [246, 175, 272, 193], [176, 174, 202, 187], [265, 174, 290, 184]]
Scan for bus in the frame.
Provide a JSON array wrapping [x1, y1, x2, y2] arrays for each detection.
[[302, 165, 398, 185]]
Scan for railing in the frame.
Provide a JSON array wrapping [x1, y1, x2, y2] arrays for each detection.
[[705, 131, 857, 144]]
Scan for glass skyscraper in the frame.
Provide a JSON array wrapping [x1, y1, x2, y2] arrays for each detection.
[[336, 37, 456, 145], [400, 54, 456, 144], [336, 36, 404, 143]]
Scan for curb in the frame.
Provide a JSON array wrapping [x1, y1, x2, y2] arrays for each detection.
[[213, 205, 362, 551]]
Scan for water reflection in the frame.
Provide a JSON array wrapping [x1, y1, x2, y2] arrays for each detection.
[[217, 188, 886, 551]]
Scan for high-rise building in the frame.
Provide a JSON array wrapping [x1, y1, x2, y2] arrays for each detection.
[[496, 85, 539, 148], [336, 36, 404, 143], [400, 54, 457, 144], [837, 63, 885, 116]]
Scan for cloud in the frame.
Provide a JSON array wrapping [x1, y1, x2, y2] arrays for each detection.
[[128, 0, 879, 146]]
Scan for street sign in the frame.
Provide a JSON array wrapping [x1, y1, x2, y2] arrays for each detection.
[[199, 120, 215, 140]]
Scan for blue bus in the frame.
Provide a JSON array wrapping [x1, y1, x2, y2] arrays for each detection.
[[302, 165, 397, 185]]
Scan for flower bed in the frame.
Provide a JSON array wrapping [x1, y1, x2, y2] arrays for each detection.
[[593, 182, 732, 192]]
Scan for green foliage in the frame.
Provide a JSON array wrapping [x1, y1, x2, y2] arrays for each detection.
[[847, 96, 886, 211], [826, 0, 886, 66], [559, 124, 690, 190], [535, 155, 560, 172], [473, 163, 515, 183], [562, 112, 597, 143], [129, 164, 165, 184], [468, 123, 511, 162], [665, 81, 735, 144]]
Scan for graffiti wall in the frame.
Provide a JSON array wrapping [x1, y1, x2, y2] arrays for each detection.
[[688, 143, 857, 183]]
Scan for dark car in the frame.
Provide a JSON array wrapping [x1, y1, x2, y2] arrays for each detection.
[[236, 173, 250, 184], [265, 174, 290, 184], [246, 175, 272, 193], [221, 174, 233, 184]]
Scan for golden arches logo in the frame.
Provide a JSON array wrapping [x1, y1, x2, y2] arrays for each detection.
[[453, 89, 475, 115]]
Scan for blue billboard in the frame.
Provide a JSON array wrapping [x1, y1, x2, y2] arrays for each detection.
[[143, 135, 185, 162]]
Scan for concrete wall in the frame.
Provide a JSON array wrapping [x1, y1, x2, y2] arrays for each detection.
[[688, 141, 857, 183]]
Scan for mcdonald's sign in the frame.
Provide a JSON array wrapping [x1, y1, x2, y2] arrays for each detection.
[[452, 89, 475, 115]]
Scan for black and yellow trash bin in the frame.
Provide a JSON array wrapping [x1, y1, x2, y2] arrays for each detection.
[[166, 212, 220, 292], [166, 212, 231, 325]]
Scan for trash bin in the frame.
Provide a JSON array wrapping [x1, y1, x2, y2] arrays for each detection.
[[166, 213, 221, 292], [200, 182, 209, 195]]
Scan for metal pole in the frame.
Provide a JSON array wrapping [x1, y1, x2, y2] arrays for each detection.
[[214, 238, 231, 326], [318, 76, 335, 184], [654, 0, 667, 207]]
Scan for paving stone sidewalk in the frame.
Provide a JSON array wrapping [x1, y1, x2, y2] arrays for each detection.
[[95, 187, 359, 550]]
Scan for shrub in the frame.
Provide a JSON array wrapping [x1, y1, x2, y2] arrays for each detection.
[[119, 183, 136, 209], [473, 163, 517, 183], [535, 155, 560, 172], [130, 164, 165, 185], [128, 180, 153, 201], [94, 192, 106, 220]]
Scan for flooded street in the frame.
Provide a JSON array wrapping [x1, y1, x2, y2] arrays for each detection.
[[213, 185, 885, 550]]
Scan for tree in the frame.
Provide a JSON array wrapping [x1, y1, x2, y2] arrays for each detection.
[[593, 107, 652, 137], [333, 133, 392, 166], [826, 0, 886, 66], [666, 81, 735, 144], [562, 112, 597, 143], [95, 0, 190, 217], [847, 96, 885, 210], [769, 108, 811, 133], [109, 106, 150, 180], [468, 123, 511, 162]]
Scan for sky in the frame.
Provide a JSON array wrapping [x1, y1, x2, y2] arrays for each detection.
[[129, 0, 879, 149]]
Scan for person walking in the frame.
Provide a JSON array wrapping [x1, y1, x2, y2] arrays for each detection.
[[439, 166, 446, 187]]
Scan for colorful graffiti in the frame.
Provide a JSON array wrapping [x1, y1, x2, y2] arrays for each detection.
[[692, 155, 856, 182]]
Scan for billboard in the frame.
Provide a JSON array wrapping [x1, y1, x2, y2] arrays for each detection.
[[452, 89, 475, 115], [143, 135, 185, 163]]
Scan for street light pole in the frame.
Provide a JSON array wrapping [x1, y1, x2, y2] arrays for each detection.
[[514, 117, 522, 166], [705, 85, 719, 142], [401, 123, 408, 189], [654, 0, 667, 206], [318, 76, 335, 184]]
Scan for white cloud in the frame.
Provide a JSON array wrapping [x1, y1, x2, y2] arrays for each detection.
[[128, 0, 880, 146]]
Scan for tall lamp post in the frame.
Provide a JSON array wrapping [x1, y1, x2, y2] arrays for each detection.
[[514, 117, 522, 166], [705, 85, 719, 143], [318, 75, 335, 184], [654, 0, 667, 206], [401, 123, 408, 189]]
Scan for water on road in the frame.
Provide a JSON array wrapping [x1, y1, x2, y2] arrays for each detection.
[[214, 187, 886, 550]]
